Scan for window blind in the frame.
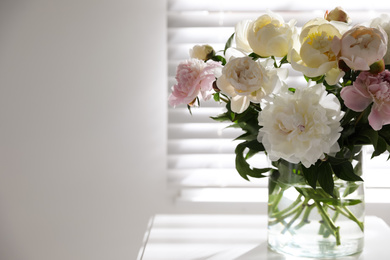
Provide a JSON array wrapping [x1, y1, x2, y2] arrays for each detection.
[[167, 0, 390, 217]]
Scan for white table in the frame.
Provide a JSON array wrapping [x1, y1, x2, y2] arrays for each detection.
[[138, 215, 390, 260]]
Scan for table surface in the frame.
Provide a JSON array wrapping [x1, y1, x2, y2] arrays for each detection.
[[138, 214, 390, 260]]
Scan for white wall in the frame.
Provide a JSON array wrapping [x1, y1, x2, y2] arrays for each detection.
[[0, 0, 167, 259]]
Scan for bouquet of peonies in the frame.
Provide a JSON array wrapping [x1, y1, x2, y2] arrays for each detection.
[[168, 7, 390, 197]]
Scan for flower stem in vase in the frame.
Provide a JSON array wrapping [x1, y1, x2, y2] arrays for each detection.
[[315, 200, 341, 245]]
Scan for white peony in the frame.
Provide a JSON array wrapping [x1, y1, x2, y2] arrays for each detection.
[[246, 11, 298, 58], [332, 25, 388, 71], [370, 14, 390, 64], [258, 82, 343, 168], [235, 20, 253, 53], [216, 49, 286, 113], [290, 18, 346, 85]]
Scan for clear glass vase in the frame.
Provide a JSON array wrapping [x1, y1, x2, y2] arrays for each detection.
[[267, 150, 365, 258]]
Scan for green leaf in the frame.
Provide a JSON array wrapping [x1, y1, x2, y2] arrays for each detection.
[[234, 132, 256, 141], [359, 128, 387, 158], [244, 139, 265, 152], [279, 55, 288, 66], [304, 75, 324, 83], [224, 33, 235, 55], [317, 162, 335, 197], [379, 125, 390, 145], [362, 128, 378, 144], [210, 112, 231, 122], [213, 92, 220, 102], [248, 52, 264, 60], [245, 149, 258, 160], [187, 104, 192, 115], [211, 55, 226, 65], [235, 143, 271, 180], [302, 164, 319, 190], [327, 156, 348, 165], [342, 182, 361, 197], [340, 109, 360, 127], [331, 161, 363, 182], [372, 135, 387, 158]]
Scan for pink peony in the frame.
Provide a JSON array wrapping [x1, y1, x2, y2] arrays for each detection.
[[168, 59, 222, 107], [340, 70, 390, 130]]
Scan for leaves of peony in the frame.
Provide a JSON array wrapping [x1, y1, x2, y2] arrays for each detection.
[[235, 142, 271, 180], [211, 101, 271, 181], [302, 161, 335, 197], [224, 33, 235, 55], [331, 160, 363, 182]]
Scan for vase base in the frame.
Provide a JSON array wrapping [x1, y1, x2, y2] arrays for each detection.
[[268, 234, 364, 258]]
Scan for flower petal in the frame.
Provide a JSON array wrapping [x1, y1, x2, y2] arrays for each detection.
[[231, 95, 250, 113], [340, 85, 372, 111]]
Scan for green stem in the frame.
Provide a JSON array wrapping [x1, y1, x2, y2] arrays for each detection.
[[294, 203, 314, 230], [268, 204, 303, 226], [268, 219, 296, 235], [315, 201, 341, 245], [335, 206, 364, 232], [281, 197, 309, 234], [344, 207, 364, 231], [355, 111, 365, 126], [323, 210, 340, 238], [270, 194, 303, 219], [318, 203, 329, 236], [219, 96, 229, 103], [268, 187, 284, 213], [268, 187, 300, 235], [271, 56, 278, 68]]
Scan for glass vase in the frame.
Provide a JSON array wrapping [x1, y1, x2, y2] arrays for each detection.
[[267, 150, 365, 258]]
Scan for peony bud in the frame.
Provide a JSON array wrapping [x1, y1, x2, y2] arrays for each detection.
[[325, 7, 350, 23], [189, 44, 215, 61], [369, 59, 385, 74]]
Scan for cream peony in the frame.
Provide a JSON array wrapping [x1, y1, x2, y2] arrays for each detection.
[[216, 49, 286, 113], [189, 44, 215, 61], [291, 18, 346, 85], [235, 20, 253, 53], [370, 14, 390, 65], [332, 25, 388, 71], [246, 11, 297, 58], [325, 6, 351, 23], [258, 82, 343, 168]]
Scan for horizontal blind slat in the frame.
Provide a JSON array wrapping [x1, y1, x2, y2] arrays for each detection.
[[168, 139, 239, 154], [168, 11, 383, 28], [168, 153, 270, 169], [168, 0, 390, 12], [168, 123, 243, 139], [168, 107, 225, 123], [168, 154, 236, 169], [168, 28, 233, 44], [168, 168, 268, 188]]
